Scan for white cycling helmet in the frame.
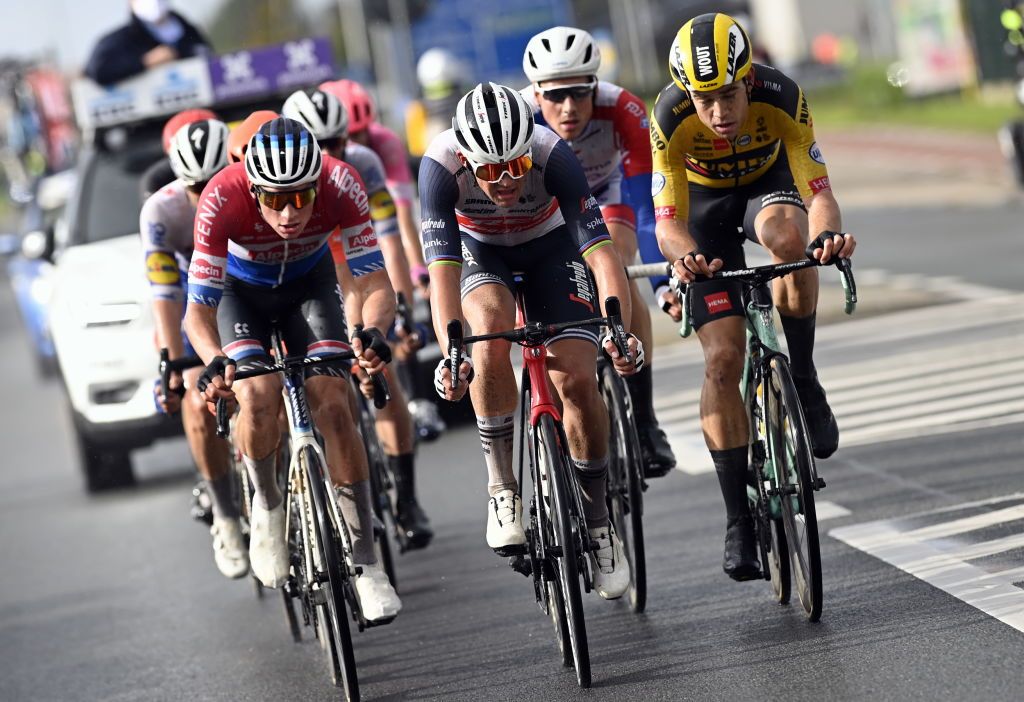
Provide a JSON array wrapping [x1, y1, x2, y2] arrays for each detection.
[[523, 26, 601, 84], [452, 82, 534, 165], [245, 117, 322, 189], [417, 48, 469, 92], [168, 119, 228, 186], [281, 88, 348, 140]]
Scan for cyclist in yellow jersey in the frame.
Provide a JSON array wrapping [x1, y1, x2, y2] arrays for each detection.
[[649, 13, 856, 580]]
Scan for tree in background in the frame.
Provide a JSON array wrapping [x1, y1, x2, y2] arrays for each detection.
[[206, 0, 314, 53]]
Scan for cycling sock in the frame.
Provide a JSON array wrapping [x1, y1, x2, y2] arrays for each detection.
[[388, 453, 416, 506], [779, 312, 816, 380], [337, 480, 377, 565], [243, 452, 282, 511], [625, 365, 655, 423], [711, 446, 751, 521], [573, 456, 610, 528], [206, 471, 240, 521], [478, 413, 517, 496]]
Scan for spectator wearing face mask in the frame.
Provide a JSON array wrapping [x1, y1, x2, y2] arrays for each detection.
[[85, 0, 212, 86]]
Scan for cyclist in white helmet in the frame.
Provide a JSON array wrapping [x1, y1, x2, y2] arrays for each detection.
[[523, 26, 677, 478], [424, 82, 641, 600], [283, 88, 434, 549], [183, 117, 402, 621], [140, 118, 248, 579]]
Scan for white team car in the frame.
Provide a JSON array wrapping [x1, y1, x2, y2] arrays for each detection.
[[43, 131, 182, 491]]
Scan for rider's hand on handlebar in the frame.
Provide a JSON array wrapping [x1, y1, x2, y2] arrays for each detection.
[[807, 231, 856, 265], [352, 327, 391, 374], [434, 357, 473, 402], [656, 283, 683, 322], [672, 251, 723, 284], [602, 333, 645, 377], [156, 371, 185, 414], [196, 355, 236, 411]]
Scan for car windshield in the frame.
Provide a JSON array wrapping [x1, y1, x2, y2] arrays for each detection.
[[77, 143, 163, 245]]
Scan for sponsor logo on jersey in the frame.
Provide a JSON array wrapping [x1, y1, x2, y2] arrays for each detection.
[[422, 218, 446, 230], [651, 172, 666, 196], [146, 252, 179, 285], [328, 164, 369, 215], [579, 195, 599, 212], [654, 206, 676, 219], [737, 134, 751, 147], [757, 79, 782, 93], [460, 239, 478, 267], [348, 228, 378, 249], [624, 101, 646, 119], [369, 189, 396, 221], [704, 291, 733, 313], [713, 138, 729, 150], [808, 176, 831, 194], [808, 141, 825, 164], [798, 95, 811, 126], [650, 123, 666, 150], [190, 258, 223, 280], [421, 238, 444, 250], [195, 184, 227, 247], [566, 260, 594, 310], [147, 222, 166, 245]]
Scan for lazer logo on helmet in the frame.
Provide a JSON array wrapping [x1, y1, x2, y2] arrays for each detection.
[[191, 259, 223, 280]]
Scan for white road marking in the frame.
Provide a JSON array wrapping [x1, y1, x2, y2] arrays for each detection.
[[815, 500, 852, 521]]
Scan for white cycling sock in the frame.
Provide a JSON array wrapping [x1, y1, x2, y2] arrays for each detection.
[[337, 480, 377, 565], [478, 413, 516, 497], [573, 456, 609, 528], [243, 452, 281, 511]]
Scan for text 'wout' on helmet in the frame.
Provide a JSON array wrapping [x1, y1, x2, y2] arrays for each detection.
[[669, 12, 753, 93], [523, 26, 601, 84], [452, 82, 534, 166], [244, 117, 322, 189], [168, 119, 229, 185]]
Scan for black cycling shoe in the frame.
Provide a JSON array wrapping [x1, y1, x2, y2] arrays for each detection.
[[396, 500, 434, 550], [793, 374, 839, 459], [190, 481, 213, 526], [639, 422, 677, 478], [723, 516, 762, 581]]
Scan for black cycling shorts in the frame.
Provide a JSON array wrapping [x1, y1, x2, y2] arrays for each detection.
[[687, 150, 805, 330], [459, 227, 600, 347], [217, 253, 350, 376]]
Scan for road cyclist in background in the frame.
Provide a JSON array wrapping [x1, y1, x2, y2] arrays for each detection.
[[423, 82, 642, 598], [282, 87, 433, 548], [141, 113, 246, 579], [649, 12, 856, 579], [321, 78, 448, 443], [522, 26, 677, 478], [183, 117, 401, 621]]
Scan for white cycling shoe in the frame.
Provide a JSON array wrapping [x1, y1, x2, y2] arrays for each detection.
[[486, 489, 526, 555], [249, 502, 289, 588], [355, 562, 402, 622], [589, 525, 630, 600], [210, 517, 249, 579]]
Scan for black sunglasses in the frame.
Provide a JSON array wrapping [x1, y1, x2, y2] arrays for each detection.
[[538, 82, 597, 103]]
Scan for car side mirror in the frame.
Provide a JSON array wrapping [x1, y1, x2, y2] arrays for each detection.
[[21, 229, 53, 261]]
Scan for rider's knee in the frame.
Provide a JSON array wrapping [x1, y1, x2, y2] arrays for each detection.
[[704, 343, 745, 386], [235, 377, 280, 421], [558, 366, 599, 406], [473, 339, 512, 368], [760, 217, 805, 260]]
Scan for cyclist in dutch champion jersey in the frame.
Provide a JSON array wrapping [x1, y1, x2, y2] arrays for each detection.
[[183, 118, 402, 621], [650, 13, 856, 580], [423, 83, 642, 599], [141, 117, 247, 579], [522, 25, 677, 478]]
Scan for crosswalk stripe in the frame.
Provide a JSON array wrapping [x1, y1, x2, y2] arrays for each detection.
[[903, 503, 1024, 540], [826, 351, 1024, 394]]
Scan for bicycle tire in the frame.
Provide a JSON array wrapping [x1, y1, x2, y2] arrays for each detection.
[[599, 363, 647, 613], [766, 358, 822, 622], [546, 578, 572, 667], [767, 516, 791, 604], [360, 405, 398, 590], [302, 446, 360, 699], [538, 415, 591, 688]]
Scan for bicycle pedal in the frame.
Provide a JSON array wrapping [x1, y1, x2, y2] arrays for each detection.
[[508, 555, 531, 577], [815, 477, 827, 489], [493, 543, 527, 558]]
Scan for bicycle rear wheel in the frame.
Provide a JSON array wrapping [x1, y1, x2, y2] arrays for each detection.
[[538, 415, 591, 688], [302, 446, 360, 700], [766, 358, 822, 622], [599, 363, 647, 613]]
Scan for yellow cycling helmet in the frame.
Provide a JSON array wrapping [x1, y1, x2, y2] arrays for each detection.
[[669, 13, 753, 92]]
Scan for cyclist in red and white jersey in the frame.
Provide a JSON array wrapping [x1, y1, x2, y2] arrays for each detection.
[[183, 118, 402, 621], [522, 26, 677, 478], [141, 117, 247, 579]]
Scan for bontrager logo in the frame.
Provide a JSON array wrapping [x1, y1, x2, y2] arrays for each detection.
[[695, 46, 713, 77]]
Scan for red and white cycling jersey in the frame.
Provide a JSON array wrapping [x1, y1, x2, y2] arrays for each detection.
[[187, 157, 384, 307]]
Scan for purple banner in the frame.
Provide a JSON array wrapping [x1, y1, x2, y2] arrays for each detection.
[[207, 38, 336, 103]]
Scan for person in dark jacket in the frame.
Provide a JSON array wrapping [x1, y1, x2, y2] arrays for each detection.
[[85, 0, 211, 86]]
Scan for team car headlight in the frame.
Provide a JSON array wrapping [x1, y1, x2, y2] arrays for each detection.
[[81, 302, 141, 328]]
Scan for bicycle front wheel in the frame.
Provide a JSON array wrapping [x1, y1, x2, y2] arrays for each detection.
[[302, 446, 360, 700], [599, 363, 646, 613], [538, 415, 591, 688], [766, 358, 822, 622], [359, 399, 398, 589]]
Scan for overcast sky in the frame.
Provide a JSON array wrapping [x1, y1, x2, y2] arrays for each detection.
[[1, 0, 327, 73]]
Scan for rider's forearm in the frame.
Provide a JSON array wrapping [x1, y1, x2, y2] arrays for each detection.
[[183, 303, 224, 365], [334, 262, 364, 332], [396, 203, 426, 270], [427, 264, 463, 350], [806, 190, 843, 242], [655, 218, 699, 262], [379, 235, 415, 302], [587, 245, 633, 331], [153, 298, 186, 358], [355, 269, 396, 333]]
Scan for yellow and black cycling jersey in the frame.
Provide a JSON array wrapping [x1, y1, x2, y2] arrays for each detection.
[[650, 63, 831, 222]]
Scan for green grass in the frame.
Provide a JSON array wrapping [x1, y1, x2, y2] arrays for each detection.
[[806, 63, 1019, 133]]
